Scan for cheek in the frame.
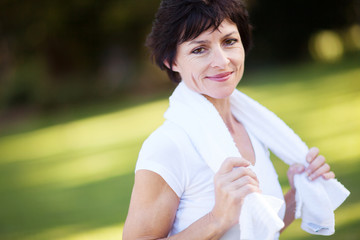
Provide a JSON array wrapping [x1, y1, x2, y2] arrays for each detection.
[[235, 48, 245, 61], [187, 59, 208, 78], [232, 54, 245, 70]]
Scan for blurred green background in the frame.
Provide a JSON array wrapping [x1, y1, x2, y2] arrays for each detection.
[[0, 0, 359, 239]]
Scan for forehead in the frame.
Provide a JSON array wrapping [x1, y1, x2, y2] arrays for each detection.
[[179, 15, 238, 42], [185, 19, 239, 43]]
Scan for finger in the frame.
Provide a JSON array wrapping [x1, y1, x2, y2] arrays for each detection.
[[305, 155, 325, 176], [322, 171, 335, 180], [306, 147, 320, 163], [218, 157, 250, 174], [234, 183, 261, 197], [219, 183, 260, 208], [222, 166, 258, 183], [287, 164, 305, 189], [308, 163, 330, 181], [288, 164, 305, 175], [230, 174, 259, 190]]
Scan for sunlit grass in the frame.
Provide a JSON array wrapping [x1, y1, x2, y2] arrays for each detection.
[[242, 68, 360, 165], [0, 100, 168, 163], [60, 224, 123, 240], [0, 58, 359, 239], [0, 99, 169, 240], [0, 99, 169, 191]]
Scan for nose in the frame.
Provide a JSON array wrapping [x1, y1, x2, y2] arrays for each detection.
[[210, 47, 230, 68]]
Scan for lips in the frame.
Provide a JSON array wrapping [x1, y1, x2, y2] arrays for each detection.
[[206, 71, 233, 82]]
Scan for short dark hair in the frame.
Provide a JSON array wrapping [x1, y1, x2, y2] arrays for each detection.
[[146, 0, 252, 83]]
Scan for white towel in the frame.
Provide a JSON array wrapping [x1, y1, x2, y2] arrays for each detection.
[[164, 82, 350, 239]]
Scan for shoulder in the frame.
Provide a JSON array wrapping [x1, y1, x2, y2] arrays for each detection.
[[136, 120, 193, 197], [139, 120, 190, 158]]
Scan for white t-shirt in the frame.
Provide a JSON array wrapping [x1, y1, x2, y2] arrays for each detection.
[[136, 120, 285, 239]]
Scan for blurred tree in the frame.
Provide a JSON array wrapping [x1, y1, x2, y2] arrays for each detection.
[[0, 0, 358, 110], [0, 0, 161, 75], [0, 0, 161, 109], [247, 0, 359, 64]]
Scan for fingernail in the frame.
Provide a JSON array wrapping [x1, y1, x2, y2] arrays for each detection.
[[308, 175, 312, 181]]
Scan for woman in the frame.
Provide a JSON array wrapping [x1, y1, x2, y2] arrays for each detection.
[[123, 0, 336, 239]]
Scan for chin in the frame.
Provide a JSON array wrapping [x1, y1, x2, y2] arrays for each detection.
[[207, 86, 236, 99]]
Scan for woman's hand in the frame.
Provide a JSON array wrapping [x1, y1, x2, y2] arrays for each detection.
[[287, 147, 335, 189], [282, 147, 336, 232], [211, 157, 260, 232]]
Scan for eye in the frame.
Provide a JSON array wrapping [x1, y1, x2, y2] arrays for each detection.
[[191, 47, 206, 54], [224, 38, 238, 46]]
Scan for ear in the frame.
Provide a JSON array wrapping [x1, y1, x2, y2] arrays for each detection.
[[164, 60, 179, 72]]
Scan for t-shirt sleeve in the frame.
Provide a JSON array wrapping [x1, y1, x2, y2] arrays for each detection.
[[135, 129, 186, 197]]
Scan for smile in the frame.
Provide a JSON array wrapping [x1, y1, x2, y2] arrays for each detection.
[[206, 72, 233, 82]]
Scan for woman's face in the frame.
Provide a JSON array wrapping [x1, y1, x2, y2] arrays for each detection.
[[172, 19, 245, 100]]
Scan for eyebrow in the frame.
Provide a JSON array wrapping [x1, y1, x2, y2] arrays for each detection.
[[188, 31, 238, 45]]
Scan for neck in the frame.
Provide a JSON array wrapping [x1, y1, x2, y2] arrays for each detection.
[[204, 95, 237, 133]]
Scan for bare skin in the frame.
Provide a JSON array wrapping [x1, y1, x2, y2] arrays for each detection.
[[206, 96, 255, 165]]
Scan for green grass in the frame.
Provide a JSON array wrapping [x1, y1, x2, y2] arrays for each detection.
[[0, 57, 359, 239]]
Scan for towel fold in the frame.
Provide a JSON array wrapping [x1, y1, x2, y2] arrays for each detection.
[[164, 82, 350, 239], [239, 193, 284, 239]]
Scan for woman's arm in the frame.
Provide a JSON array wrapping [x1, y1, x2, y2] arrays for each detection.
[[123, 157, 260, 240], [123, 170, 179, 239], [280, 147, 335, 232]]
